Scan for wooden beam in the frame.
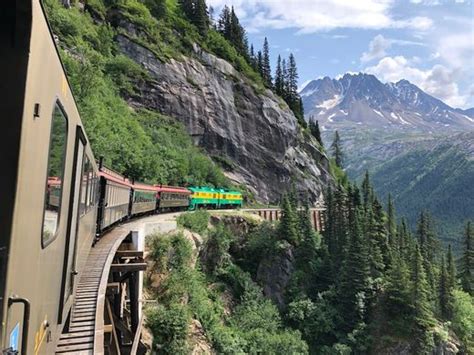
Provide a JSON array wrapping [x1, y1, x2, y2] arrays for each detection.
[[116, 250, 144, 258], [107, 282, 120, 295], [110, 263, 147, 273]]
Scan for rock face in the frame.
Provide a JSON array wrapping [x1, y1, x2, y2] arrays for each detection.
[[256, 242, 295, 309], [117, 34, 331, 203]]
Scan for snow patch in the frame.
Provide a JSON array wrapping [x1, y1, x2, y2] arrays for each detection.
[[327, 113, 337, 122], [317, 95, 341, 110], [373, 109, 384, 118], [463, 115, 474, 123]]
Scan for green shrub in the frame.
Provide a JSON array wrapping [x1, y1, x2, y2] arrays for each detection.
[[147, 304, 190, 354], [451, 290, 474, 352], [177, 210, 210, 234]]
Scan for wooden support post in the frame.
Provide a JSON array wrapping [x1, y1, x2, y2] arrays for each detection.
[[129, 271, 139, 334]]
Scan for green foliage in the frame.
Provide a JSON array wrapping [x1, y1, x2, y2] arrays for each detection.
[[176, 210, 210, 234], [147, 304, 190, 354], [450, 290, 474, 353]]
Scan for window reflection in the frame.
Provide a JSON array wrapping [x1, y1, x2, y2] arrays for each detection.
[[42, 103, 68, 246]]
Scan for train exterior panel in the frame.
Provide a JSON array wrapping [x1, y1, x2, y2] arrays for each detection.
[[188, 187, 220, 210], [157, 186, 191, 209], [97, 166, 132, 231], [131, 183, 157, 215], [1, 1, 99, 352], [218, 190, 243, 208]]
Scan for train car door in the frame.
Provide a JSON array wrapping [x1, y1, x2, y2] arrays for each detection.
[[58, 126, 86, 322]]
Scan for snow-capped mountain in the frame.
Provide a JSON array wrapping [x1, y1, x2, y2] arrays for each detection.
[[300, 73, 474, 131]]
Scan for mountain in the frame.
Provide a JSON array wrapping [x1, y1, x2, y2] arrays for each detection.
[[339, 130, 474, 247], [301, 73, 474, 131]]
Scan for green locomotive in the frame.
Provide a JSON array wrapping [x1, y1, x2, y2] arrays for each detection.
[[188, 186, 243, 210]]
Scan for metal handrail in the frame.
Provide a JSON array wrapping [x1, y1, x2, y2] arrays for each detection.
[[8, 296, 31, 355]]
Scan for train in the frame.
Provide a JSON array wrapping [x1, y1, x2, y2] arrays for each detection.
[[0, 0, 241, 353], [90, 161, 242, 234]]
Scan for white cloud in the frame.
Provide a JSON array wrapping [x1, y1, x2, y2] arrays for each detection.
[[366, 56, 468, 107], [361, 34, 391, 62], [207, 0, 433, 33], [360, 34, 425, 62], [437, 33, 474, 69]]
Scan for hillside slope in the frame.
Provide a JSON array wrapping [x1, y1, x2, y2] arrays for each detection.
[[338, 130, 474, 246], [45, 0, 331, 203]]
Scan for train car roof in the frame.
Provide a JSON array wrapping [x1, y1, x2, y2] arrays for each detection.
[[98, 170, 132, 188], [156, 186, 191, 194], [188, 186, 219, 192], [133, 182, 158, 192]]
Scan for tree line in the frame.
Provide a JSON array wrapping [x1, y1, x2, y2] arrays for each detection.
[[276, 173, 473, 353]]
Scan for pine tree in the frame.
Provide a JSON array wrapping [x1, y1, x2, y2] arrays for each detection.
[[262, 37, 272, 86], [274, 55, 284, 96], [331, 130, 343, 168], [281, 58, 288, 100], [194, 0, 210, 36], [361, 170, 372, 211], [249, 44, 257, 70], [447, 245, 456, 291], [178, 0, 194, 19], [385, 255, 412, 321], [309, 117, 323, 146], [297, 197, 320, 269], [217, 5, 231, 36], [257, 51, 263, 77], [145, 0, 168, 19], [279, 195, 300, 245], [439, 256, 449, 319], [459, 221, 473, 295], [338, 210, 370, 331], [386, 194, 397, 250], [229, 7, 247, 56], [179, 0, 209, 36], [410, 244, 435, 354]]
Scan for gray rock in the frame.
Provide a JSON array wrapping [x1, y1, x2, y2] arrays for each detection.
[[116, 34, 331, 203], [256, 242, 294, 309]]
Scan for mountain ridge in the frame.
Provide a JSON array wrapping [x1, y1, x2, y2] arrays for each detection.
[[301, 73, 474, 131]]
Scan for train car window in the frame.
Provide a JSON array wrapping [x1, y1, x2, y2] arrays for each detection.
[[79, 157, 89, 215], [42, 103, 68, 247]]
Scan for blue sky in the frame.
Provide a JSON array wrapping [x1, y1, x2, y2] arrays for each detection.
[[208, 0, 474, 108]]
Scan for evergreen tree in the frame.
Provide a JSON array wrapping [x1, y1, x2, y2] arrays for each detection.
[[249, 44, 256, 70], [459, 221, 473, 295], [297, 197, 320, 270], [338, 211, 370, 331], [179, 0, 209, 36], [257, 51, 263, 77], [274, 55, 284, 96], [410, 244, 435, 353], [178, 0, 194, 19], [386, 194, 397, 250], [262, 37, 272, 86], [229, 7, 247, 56], [447, 245, 456, 291], [384, 255, 412, 322], [194, 0, 210, 36], [281, 58, 288, 100], [279, 195, 300, 245], [145, 0, 168, 19], [331, 130, 343, 168], [217, 5, 231, 36], [439, 256, 449, 319], [361, 170, 372, 211], [309, 117, 323, 146]]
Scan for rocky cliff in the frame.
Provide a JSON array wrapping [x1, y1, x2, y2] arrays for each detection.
[[116, 28, 331, 203]]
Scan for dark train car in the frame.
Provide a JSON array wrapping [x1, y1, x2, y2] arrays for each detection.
[[0, 0, 99, 352], [131, 182, 158, 216], [96, 165, 132, 232], [157, 186, 191, 211]]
